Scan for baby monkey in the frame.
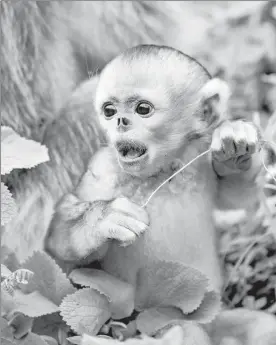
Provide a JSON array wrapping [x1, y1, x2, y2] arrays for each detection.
[[46, 45, 262, 308]]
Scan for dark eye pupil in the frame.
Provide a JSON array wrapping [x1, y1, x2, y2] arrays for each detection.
[[137, 104, 151, 115], [104, 105, 116, 117]]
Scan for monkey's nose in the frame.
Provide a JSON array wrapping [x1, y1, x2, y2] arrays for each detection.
[[117, 117, 131, 131]]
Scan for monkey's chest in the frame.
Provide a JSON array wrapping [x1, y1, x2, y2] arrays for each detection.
[[102, 167, 219, 289]]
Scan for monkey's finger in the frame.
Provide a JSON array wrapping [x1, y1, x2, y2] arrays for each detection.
[[242, 122, 259, 154], [100, 220, 136, 245], [111, 197, 149, 225], [231, 121, 249, 156], [211, 127, 225, 161], [107, 212, 147, 237], [218, 123, 236, 158]]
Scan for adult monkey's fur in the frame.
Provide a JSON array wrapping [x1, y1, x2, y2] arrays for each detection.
[[1, 1, 214, 261]]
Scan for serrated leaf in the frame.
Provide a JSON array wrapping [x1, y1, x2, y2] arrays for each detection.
[[69, 269, 135, 319], [21, 251, 76, 305], [1, 264, 12, 279], [136, 307, 184, 336], [184, 290, 221, 324], [1, 183, 17, 226], [81, 325, 185, 345], [135, 261, 209, 314], [60, 288, 111, 336], [12, 290, 59, 317], [1, 126, 49, 175]]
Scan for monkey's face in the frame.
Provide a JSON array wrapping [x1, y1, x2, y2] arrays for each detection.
[[95, 57, 205, 176]]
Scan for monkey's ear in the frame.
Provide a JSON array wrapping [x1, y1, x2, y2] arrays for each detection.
[[200, 78, 231, 125]]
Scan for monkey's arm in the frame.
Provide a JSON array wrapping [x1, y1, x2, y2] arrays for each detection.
[[45, 148, 149, 263], [211, 120, 263, 210], [3, 78, 105, 262]]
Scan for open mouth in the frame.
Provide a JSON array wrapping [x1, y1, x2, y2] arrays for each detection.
[[116, 140, 148, 161]]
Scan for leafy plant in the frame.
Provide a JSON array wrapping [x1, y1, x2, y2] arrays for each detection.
[[1, 3, 276, 344], [0, 251, 77, 344], [1, 126, 49, 227]]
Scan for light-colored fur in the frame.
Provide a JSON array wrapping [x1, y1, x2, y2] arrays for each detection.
[[2, 3, 276, 344], [2, 1, 216, 262]]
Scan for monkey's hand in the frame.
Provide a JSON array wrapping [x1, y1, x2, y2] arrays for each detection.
[[46, 195, 149, 263], [211, 120, 261, 178], [98, 196, 149, 246], [45, 147, 149, 263]]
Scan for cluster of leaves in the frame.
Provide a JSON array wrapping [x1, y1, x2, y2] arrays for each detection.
[[1, 126, 49, 227], [1, 252, 74, 345], [1, 251, 221, 345]]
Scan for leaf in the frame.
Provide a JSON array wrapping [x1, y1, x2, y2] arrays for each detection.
[[12, 290, 59, 317], [135, 261, 209, 314], [1, 317, 9, 331], [67, 336, 82, 344], [18, 332, 50, 345], [1, 126, 49, 175], [136, 307, 184, 336], [21, 251, 76, 305], [80, 325, 186, 345], [40, 336, 59, 345], [1, 264, 12, 279], [69, 269, 135, 319], [1, 288, 17, 316], [269, 217, 276, 241], [1, 183, 17, 226], [32, 312, 67, 343], [184, 290, 221, 324], [60, 288, 111, 336], [1, 327, 15, 345], [8, 313, 33, 339]]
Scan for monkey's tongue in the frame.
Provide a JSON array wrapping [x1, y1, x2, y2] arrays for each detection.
[[125, 148, 141, 158]]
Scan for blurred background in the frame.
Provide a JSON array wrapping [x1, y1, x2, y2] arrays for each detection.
[[1, 0, 276, 317]]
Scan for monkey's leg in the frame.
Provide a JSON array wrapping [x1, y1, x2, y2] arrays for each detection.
[[211, 120, 276, 344], [2, 78, 104, 263]]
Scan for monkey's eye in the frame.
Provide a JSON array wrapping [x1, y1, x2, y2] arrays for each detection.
[[103, 103, 117, 118], [135, 102, 154, 117]]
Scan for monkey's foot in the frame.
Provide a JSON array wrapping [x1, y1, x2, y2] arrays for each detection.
[[211, 120, 260, 175]]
